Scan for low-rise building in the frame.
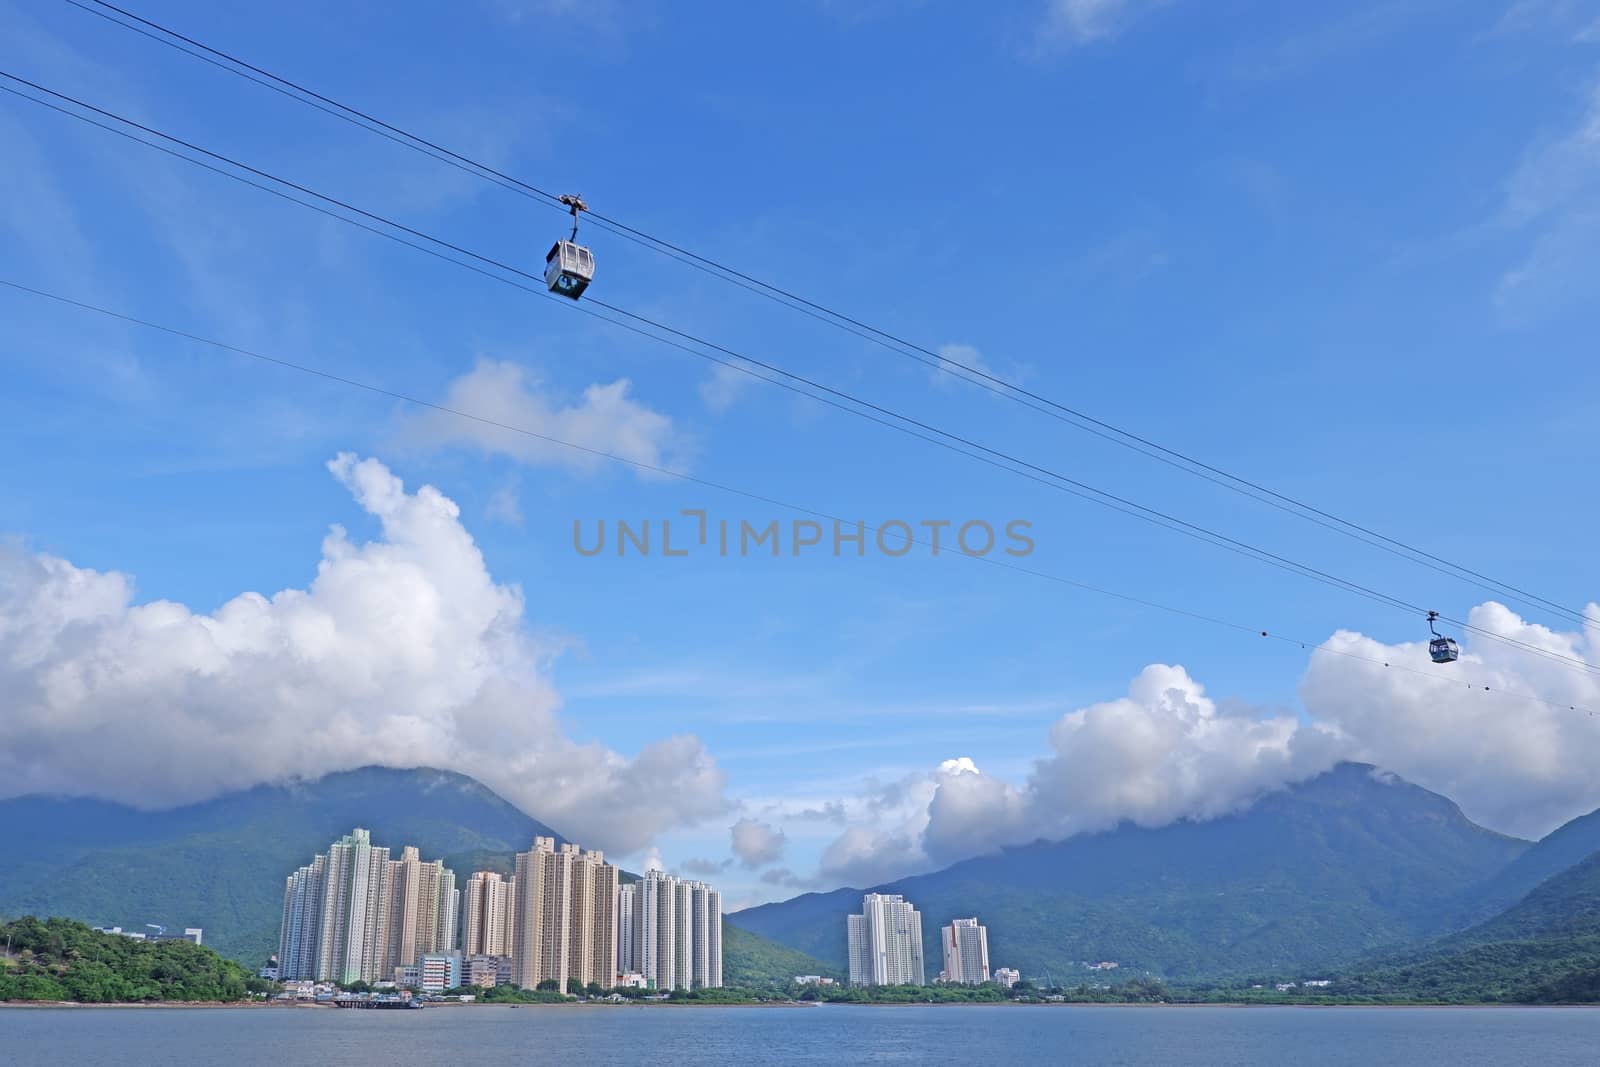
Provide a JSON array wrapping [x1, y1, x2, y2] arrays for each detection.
[[794, 975, 837, 987], [993, 968, 1020, 989], [420, 953, 463, 993], [615, 972, 649, 989], [464, 954, 511, 988]]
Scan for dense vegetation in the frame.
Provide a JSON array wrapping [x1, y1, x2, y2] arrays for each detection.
[[732, 764, 1533, 980], [1329, 850, 1600, 1003], [0, 917, 267, 1002], [721, 920, 842, 989]]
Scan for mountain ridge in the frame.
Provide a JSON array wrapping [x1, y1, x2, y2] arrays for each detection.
[[730, 762, 1538, 980]]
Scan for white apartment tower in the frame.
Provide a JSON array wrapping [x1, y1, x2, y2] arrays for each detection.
[[314, 828, 393, 984], [941, 917, 990, 985], [847, 893, 925, 987], [277, 854, 325, 981], [622, 870, 722, 991]]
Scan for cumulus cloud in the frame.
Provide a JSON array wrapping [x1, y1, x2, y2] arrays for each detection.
[[407, 359, 685, 474], [729, 817, 788, 868], [1299, 603, 1600, 839], [0, 455, 727, 853], [806, 619, 1600, 886]]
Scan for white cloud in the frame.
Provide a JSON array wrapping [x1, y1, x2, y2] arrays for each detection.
[[407, 359, 685, 474], [930, 343, 995, 389], [0, 455, 727, 853], [1299, 603, 1600, 838], [804, 615, 1600, 886], [1497, 76, 1600, 319], [698, 362, 752, 413], [730, 817, 788, 868], [1038, 0, 1162, 45], [485, 483, 524, 528]]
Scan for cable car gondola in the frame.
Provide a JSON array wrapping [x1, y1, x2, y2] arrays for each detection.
[[1426, 610, 1459, 664], [545, 193, 594, 300]]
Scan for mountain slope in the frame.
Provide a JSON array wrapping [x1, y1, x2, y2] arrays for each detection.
[[731, 763, 1530, 981], [721, 921, 842, 988], [1448, 807, 1600, 927], [1339, 848, 1600, 1002], [0, 766, 562, 963]]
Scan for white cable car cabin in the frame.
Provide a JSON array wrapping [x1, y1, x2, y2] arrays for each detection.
[[545, 240, 594, 300]]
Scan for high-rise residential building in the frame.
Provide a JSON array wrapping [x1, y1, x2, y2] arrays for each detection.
[[623, 870, 722, 991], [461, 871, 514, 957], [511, 837, 620, 991], [691, 881, 722, 989], [277, 830, 456, 986], [278, 855, 325, 981], [941, 917, 990, 986], [388, 846, 459, 967], [617, 880, 637, 975], [846, 893, 925, 987], [315, 828, 394, 984], [993, 967, 1021, 989]]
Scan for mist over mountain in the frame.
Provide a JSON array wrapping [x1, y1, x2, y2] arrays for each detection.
[[732, 763, 1540, 980]]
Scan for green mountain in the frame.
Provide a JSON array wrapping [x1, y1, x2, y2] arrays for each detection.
[[721, 921, 842, 988], [0, 765, 808, 986], [1339, 849, 1600, 1002], [1443, 806, 1600, 928], [729, 763, 1532, 981], [0, 766, 566, 964]]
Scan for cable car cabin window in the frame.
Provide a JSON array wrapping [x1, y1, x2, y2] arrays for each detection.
[[546, 242, 563, 265]]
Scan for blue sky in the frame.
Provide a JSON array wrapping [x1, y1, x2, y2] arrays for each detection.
[[3, 0, 1600, 907]]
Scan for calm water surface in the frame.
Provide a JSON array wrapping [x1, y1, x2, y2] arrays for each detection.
[[2, 1004, 1596, 1065]]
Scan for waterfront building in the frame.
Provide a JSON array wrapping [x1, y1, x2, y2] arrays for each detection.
[[275, 829, 456, 985], [464, 954, 508, 988], [993, 967, 1021, 988], [621, 870, 722, 991], [315, 828, 394, 985], [388, 846, 458, 966], [846, 893, 925, 987], [941, 917, 990, 985], [511, 837, 620, 991], [461, 871, 515, 957], [278, 855, 326, 980], [420, 952, 462, 993]]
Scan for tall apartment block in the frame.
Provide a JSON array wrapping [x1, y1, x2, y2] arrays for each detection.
[[617, 870, 722, 990], [940, 917, 990, 985], [275, 828, 456, 985], [847, 893, 925, 986]]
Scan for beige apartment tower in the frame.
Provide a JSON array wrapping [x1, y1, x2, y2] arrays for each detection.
[[512, 837, 620, 990]]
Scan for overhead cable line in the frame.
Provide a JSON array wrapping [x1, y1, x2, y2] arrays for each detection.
[[4, 276, 1596, 722], [60, 0, 1593, 632], [2, 71, 1594, 681]]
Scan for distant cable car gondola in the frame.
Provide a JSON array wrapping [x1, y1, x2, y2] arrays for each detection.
[[545, 193, 594, 300], [1426, 611, 1459, 664]]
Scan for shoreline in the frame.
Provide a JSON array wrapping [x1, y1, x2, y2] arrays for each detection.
[[4, 999, 1595, 1010]]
